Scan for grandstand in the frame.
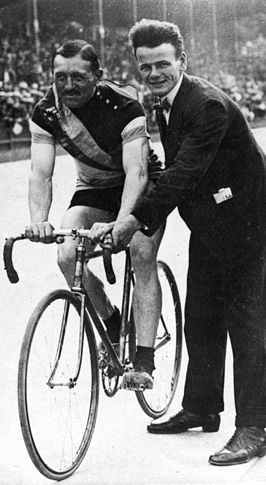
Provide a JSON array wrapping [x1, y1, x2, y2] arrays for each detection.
[[0, 0, 265, 161]]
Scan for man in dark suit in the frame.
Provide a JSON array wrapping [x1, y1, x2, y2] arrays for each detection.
[[95, 19, 266, 466]]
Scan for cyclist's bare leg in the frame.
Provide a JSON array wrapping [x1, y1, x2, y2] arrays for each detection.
[[57, 205, 115, 320], [122, 224, 164, 388], [130, 224, 165, 347]]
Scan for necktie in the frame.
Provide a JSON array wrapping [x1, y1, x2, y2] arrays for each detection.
[[154, 97, 169, 142], [161, 98, 171, 112]]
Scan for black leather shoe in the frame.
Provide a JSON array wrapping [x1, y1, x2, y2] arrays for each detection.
[[147, 408, 220, 434], [209, 426, 266, 466]]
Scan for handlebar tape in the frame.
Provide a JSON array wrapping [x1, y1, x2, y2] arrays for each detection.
[[102, 234, 116, 284], [3, 236, 24, 283]]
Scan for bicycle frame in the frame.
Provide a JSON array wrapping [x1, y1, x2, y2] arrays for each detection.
[[4, 230, 173, 387]]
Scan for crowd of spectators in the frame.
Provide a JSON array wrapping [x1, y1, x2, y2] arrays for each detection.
[[0, 19, 266, 145]]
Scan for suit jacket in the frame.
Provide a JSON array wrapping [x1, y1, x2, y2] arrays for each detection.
[[133, 74, 266, 265]]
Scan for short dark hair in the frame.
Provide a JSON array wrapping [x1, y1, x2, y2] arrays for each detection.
[[129, 19, 184, 58], [51, 39, 101, 72]]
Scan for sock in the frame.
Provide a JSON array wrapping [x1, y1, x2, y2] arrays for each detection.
[[134, 345, 155, 375], [103, 306, 121, 343]]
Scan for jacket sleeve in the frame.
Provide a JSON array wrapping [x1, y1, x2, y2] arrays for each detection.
[[132, 98, 229, 235]]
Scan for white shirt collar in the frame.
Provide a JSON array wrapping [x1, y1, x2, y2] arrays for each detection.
[[161, 72, 184, 109]]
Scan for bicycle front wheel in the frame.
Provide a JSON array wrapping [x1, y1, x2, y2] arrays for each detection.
[[18, 289, 99, 481], [136, 261, 182, 418]]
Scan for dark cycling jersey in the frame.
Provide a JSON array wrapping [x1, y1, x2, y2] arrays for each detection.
[[30, 81, 151, 190]]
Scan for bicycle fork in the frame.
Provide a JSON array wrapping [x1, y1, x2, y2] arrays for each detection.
[[47, 236, 88, 389]]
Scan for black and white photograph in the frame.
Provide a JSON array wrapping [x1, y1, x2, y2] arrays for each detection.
[[0, 1, 266, 483]]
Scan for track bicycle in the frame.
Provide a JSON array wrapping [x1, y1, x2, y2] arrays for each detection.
[[4, 228, 182, 481]]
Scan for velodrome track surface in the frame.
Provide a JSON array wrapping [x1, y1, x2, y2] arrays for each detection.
[[0, 128, 266, 485]]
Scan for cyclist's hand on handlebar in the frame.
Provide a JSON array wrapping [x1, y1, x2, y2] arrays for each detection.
[[25, 221, 55, 244], [89, 222, 115, 245]]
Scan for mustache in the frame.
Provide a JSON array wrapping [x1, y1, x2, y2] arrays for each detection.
[[62, 89, 80, 96]]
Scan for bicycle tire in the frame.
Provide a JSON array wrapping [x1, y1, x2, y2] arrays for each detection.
[[18, 289, 99, 481], [136, 260, 182, 418]]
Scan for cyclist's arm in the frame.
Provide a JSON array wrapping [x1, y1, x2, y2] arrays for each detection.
[[89, 136, 148, 245], [88, 112, 149, 245], [26, 141, 56, 242], [116, 136, 149, 220]]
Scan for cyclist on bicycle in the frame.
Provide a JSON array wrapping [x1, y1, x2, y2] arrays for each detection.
[[25, 39, 165, 390]]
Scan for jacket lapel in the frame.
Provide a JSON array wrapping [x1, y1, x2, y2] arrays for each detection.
[[164, 74, 192, 160]]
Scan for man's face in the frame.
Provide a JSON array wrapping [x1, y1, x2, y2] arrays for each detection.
[[136, 43, 186, 98], [53, 53, 98, 108]]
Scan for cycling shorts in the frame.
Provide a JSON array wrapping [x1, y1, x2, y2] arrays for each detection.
[[68, 186, 124, 214]]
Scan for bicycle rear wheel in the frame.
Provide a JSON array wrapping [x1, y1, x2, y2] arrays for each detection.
[[18, 289, 99, 481], [136, 260, 182, 418]]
